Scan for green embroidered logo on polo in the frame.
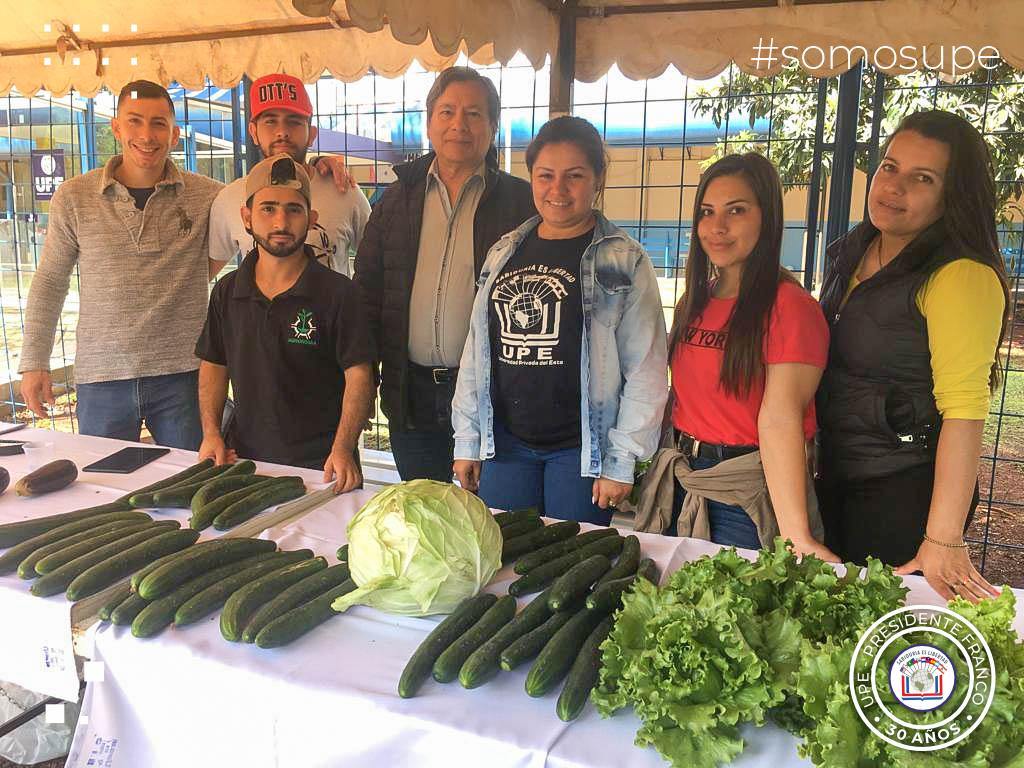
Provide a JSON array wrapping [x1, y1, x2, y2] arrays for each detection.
[[288, 308, 318, 346]]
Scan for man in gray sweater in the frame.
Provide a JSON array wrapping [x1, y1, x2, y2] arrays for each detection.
[[19, 80, 226, 449]]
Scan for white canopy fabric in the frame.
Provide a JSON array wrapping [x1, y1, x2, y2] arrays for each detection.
[[0, 0, 1018, 96], [573, 0, 1024, 81], [0, 0, 555, 96]]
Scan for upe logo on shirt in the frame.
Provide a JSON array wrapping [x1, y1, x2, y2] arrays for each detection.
[[492, 267, 572, 365], [288, 308, 318, 346], [849, 605, 995, 752]]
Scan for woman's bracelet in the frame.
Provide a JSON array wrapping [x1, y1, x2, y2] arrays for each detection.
[[923, 533, 968, 549]]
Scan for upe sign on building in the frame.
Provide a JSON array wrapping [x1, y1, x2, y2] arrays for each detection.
[[32, 150, 65, 201]]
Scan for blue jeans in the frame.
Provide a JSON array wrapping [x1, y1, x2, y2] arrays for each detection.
[[671, 455, 761, 549], [479, 423, 612, 526], [76, 370, 202, 450]]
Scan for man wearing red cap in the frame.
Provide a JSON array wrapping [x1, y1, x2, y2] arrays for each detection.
[[209, 73, 370, 276]]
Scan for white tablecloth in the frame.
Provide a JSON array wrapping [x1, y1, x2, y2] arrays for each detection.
[[66, 487, 1024, 768], [0, 429, 327, 700]]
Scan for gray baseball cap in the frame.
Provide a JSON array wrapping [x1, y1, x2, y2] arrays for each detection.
[[245, 153, 311, 205]]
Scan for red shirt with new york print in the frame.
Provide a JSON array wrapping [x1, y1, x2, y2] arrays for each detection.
[[670, 279, 829, 446]]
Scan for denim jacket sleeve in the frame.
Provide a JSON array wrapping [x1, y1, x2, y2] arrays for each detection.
[[451, 304, 483, 461], [452, 253, 498, 462], [601, 246, 669, 483]]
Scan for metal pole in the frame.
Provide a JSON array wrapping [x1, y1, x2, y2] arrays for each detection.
[[862, 70, 886, 221], [241, 75, 258, 172], [549, 1, 577, 118], [230, 83, 244, 180], [802, 77, 828, 291], [824, 59, 863, 262]]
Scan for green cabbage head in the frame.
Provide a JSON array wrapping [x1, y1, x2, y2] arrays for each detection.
[[332, 480, 502, 616]]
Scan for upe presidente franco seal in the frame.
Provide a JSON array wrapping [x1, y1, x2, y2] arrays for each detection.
[[849, 604, 996, 752]]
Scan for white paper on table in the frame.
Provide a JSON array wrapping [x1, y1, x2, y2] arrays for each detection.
[[0, 576, 79, 701]]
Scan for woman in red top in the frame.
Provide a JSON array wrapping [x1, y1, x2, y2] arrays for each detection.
[[669, 153, 837, 560]]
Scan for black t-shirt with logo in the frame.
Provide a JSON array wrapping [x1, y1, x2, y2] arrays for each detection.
[[195, 250, 371, 469], [488, 227, 591, 450]]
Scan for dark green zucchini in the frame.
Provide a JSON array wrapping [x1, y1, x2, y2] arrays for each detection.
[[0, 510, 152, 575], [547, 554, 612, 612], [132, 551, 306, 637], [32, 521, 158, 575], [0, 499, 135, 549], [149, 465, 237, 508], [499, 610, 574, 671], [555, 615, 615, 721], [584, 557, 660, 616], [493, 507, 539, 527], [67, 527, 200, 600], [459, 589, 554, 689], [433, 595, 517, 683], [138, 537, 278, 599], [512, 528, 618, 575], [497, 516, 545, 541], [253, 578, 357, 648], [594, 534, 640, 586], [189, 477, 283, 530], [18, 518, 150, 579], [189, 474, 266, 516], [99, 583, 133, 622], [242, 562, 351, 643], [110, 592, 151, 626], [211, 478, 306, 530], [507, 535, 623, 597], [115, 459, 214, 504], [501, 520, 581, 563], [220, 556, 325, 641], [335, 544, 348, 562], [173, 549, 314, 627], [397, 593, 497, 698], [524, 607, 604, 697], [29, 522, 181, 598]]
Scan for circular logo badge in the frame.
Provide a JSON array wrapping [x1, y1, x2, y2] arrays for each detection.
[[850, 605, 996, 752], [889, 644, 956, 711], [40, 154, 56, 176]]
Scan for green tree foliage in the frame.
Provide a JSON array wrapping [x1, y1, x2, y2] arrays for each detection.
[[691, 63, 1024, 224]]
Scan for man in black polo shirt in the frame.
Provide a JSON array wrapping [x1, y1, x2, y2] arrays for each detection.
[[195, 154, 373, 492]]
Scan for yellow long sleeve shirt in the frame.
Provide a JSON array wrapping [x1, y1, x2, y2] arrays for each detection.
[[845, 258, 1004, 420]]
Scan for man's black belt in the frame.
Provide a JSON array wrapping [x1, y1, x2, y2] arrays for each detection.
[[409, 363, 458, 385]]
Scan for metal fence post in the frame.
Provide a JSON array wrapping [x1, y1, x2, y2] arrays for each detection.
[[823, 60, 864, 263]]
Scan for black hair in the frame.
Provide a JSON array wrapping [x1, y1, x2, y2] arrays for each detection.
[[117, 80, 175, 118], [670, 152, 795, 397], [525, 116, 608, 181], [881, 109, 1010, 389], [425, 67, 500, 129]]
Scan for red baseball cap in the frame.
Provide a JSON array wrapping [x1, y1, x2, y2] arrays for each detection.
[[249, 74, 313, 121]]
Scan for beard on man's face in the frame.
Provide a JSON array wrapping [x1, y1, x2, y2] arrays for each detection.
[[261, 140, 308, 165], [249, 228, 309, 259]]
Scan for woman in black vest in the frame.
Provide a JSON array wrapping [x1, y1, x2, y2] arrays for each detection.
[[817, 110, 1009, 603]]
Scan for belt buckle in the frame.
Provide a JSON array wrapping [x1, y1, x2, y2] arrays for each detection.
[[431, 368, 449, 385], [691, 438, 701, 459]]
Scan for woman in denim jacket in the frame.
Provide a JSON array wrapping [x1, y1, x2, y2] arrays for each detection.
[[451, 116, 668, 525]]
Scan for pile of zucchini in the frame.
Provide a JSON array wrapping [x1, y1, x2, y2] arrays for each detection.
[[98, 537, 355, 646], [0, 506, 199, 600], [98, 539, 356, 648], [0, 458, 309, 602], [123, 458, 307, 531], [398, 510, 658, 723]]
